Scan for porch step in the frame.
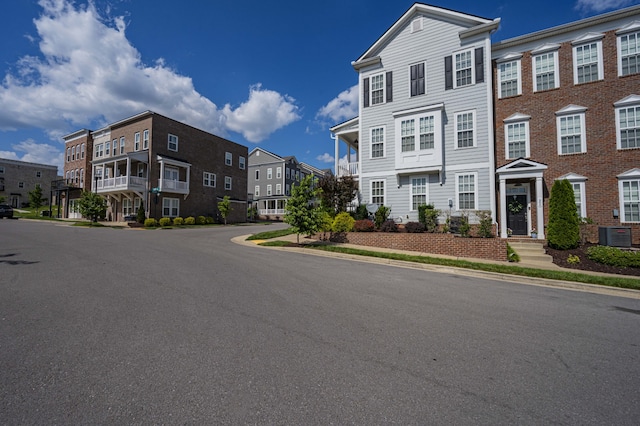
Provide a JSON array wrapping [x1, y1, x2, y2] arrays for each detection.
[[507, 241, 562, 270]]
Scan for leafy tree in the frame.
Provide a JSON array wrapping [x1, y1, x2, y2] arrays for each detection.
[[78, 191, 107, 223], [218, 195, 232, 225], [28, 185, 45, 215], [547, 179, 580, 250], [284, 175, 324, 243], [418, 204, 439, 232], [317, 174, 358, 215], [136, 201, 146, 223]]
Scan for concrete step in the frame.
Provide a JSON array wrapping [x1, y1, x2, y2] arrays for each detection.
[[507, 241, 557, 267]]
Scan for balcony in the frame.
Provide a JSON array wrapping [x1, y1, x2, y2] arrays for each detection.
[[337, 161, 359, 178], [95, 175, 147, 193], [160, 178, 189, 195]]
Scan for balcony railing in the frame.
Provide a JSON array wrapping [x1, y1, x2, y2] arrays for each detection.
[[95, 176, 147, 193], [259, 209, 286, 215], [337, 162, 359, 177], [161, 178, 189, 194]]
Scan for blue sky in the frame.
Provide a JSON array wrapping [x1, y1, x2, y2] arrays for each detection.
[[1, 0, 638, 174]]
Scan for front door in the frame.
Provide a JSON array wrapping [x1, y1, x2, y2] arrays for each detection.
[[507, 194, 527, 236]]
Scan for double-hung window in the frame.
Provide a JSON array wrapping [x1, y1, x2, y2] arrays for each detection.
[[81, 143, 85, 159], [556, 106, 586, 154], [105, 141, 110, 157], [67, 148, 71, 162], [276, 184, 282, 195], [572, 182, 586, 219], [573, 35, 603, 84], [254, 186, 260, 197], [239, 156, 246, 170], [455, 111, 476, 149], [411, 177, 427, 211], [162, 198, 179, 217], [267, 168, 272, 179], [455, 50, 473, 87], [504, 115, 531, 159], [276, 167, 282, 179], [96, 144, 103, 158], [267, 184, 272, 196], [71, 146, 76, 161], [498, 59, 521, 98], [620, 177, 640, 222], [225, 176, 232, 190], [533, 47, 559, 91], [168, 134, 178, 151], [225, 152, 232, 166], [371, 127, 385, 158], [203, 172, 216, 187], [615, 96, 640, 149], [370, 180, 385, 205], [119, 138, 125, 155], [143, 130, 149, 149], [401, 120, 415, 152], [410, 62, 425, 96], [618, 28, 640, 76], [456, 173, 477, 210], [370, 73, 385, 105], [134, 132, 140, 151]]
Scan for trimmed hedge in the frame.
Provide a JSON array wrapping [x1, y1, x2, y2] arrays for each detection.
[[587, 246, 640, 268], [405, 221, 426, 233], [380, 220, 398, 232]]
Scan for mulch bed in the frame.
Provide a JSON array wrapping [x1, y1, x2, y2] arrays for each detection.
[[545, 243, 640, 277]]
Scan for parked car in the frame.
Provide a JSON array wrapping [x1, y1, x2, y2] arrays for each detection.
[[0, 204, 14, 219]]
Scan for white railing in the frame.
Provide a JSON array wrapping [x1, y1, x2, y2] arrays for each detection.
[[337, 162, 359, 177], [95, 176, 147, 192], [259, 209, 286, 215], [161, 179, 189, 193]]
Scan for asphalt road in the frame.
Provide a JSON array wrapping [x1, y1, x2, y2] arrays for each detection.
[[1, 219, 639, 425]]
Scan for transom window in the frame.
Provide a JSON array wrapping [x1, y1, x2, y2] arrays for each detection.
[[617, 105, 640, 149], [370, 73, 385, 105], [499, 60, 520, 98], [371, 180, 385, 205], [455, 111, 475, 149], [411, 177, 427, 211], [534, 52, 558, 91], [401, 120, 415, 152], [621, 180, 640, 222], [574, 42, 601, 84], [506, 121, 529, 159], [203, 171, 216, 187], [168, 134, 178, 151], [455, 50, 473, 87], [371, 127, 385, 158], [619, 31, 640, 76], [557, 114, 585, 154], [456, 173, 477, 210]]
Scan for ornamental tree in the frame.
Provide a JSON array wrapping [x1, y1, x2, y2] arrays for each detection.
[[284, 175, 324, 244], [78, 191, 107, 223], [218, 195, 232, 225], [547, 179, 580, 250]]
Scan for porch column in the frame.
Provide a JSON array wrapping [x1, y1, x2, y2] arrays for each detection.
[[186, 165, 190, 189], [334, 135, 340, 176], [536, 176, 545, 240], [500, 177, 508, 238], [159, 161, 164, 191], [126, 157, 131, 180]]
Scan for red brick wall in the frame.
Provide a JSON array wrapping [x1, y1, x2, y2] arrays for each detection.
[[334, 233, 508, 261]]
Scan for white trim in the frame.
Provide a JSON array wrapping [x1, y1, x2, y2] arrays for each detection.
[[454, 110, 477, 149], [572, 39, 604, 84], [615, 101, 640, 150], [618, 177, 640, 223], [225, 152, 233, 166], [409, 176, 429, 211], [532, 50, 560, 92], [453, 48, 475, 89], [617, 28, 640, 76], [224, 176, 232, 191], [497, 59, 522, 98], [556, 109, 587, 155], [408, 61, 427, 97], [455, 172, 478, 211], [369, 179, 386, 205], [369, 72, 386, 106], [162, 197, 180, 218], [168, 134, 178, 152], [505, 120, 530, 159], [370, 125, 386, 159]]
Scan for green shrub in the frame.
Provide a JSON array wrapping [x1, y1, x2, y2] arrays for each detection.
[[567, 254, 581, 264], [587, 246, 640, 268], [374, 205, 390, 229], [332, 212, 355, 233], [476, 210, 494, 238], [354, 219, 375, 232], [405, 221, 425, 233], [184, 216, 196, 225], [380, 219, 398, 232], [507, 244, 520, 262], [206, 216, 215, 224], [196, 215, 207, 225], [159, 217, 172, 227], [352, 204, 369, 221], [458, 214, 471, 238], [173, 217, 184, 226], [136, 203, 146, 223], [547, 179, 580, 250], [418, 204, 439, 232], [144, 218, 157, 228]]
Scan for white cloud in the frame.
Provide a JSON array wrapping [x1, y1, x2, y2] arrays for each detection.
[[316, 85, 359, 124], [316, 152, 334, 163], [222, 84, 300, 143], [0, 0, 298, 154], [0, 139, 63, 173], [574, 0, 635, 13]]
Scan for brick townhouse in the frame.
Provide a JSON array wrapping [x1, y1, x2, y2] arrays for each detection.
[[493, 5, 640, 242], [62, 111, 248, 223]]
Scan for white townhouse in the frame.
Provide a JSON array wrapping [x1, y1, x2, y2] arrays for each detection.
[[331, 3, 500, 224]]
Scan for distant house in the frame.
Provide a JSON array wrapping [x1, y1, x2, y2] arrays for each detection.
[[492, 5, 640, 241], [62, 111, 248, 223], [248, 148, 327, 220], [0, 158, 59, 208], [332, 3, 500, 225]]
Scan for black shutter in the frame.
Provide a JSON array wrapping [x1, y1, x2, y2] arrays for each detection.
[[386, 71, 393, 102], [445, 56, 453, 90], [417, 63, 425, 95], [475, 47, 484, 83], [363, 77, 370, 108], [410, 65, 417, 97]]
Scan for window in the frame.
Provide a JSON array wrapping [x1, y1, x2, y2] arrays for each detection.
[[143, 130, 149, 149], [370, 180, 385, 205], [455, 50, 473, 87], [621, 179, 640, 222], [71, 146, 76, 161], [267, 184, 272, 196], [18, 182, 24, 188], [616, 102, 640, 149], [411, 177, 428, 211], [286, 184, 290, 195], [36, 171, 41, 178], [255, 170, 260, 180], [239, 156, 246, 170], [137, 163, 145, 178], [456, 173, 477, 210], [618, 30, 640, 76], [123, 199, 132, 216], [225, 152, 232, 166], [203, 172, 216, 187], [224, 176, 232, 190], [0, 166, 4, 173], [370, 73, 385, 105], [371, 127, 385, 158], [505, 120, 530, 159], [267, 168, 272, 179], [79, 168, 83, 185], [105, 141, 110, 157], [533, 50, 559, 91], [134, 132, 140, 151], [573, 41, 603, 84], [255, 185, 260, 196], [455, 111, 476, 149], [556, 108, 586, 154], [276, 183, 282, 195], [401, 120, 415, 152], [276, 167, 282, 179], [96, 143, 104, 158], [410, 62, 425, 96], [119, 138, 124, 155], [134, 198, 141, 214], [164, 167, 179, 180], [81, 143, 85, 159], [571, 182, 586, 219], [162, 198, 179, 217], [419, 116, 435, 150], [498, 60, 521, 98], [67, 147, 71, 162], [168, 134, 178, 151]]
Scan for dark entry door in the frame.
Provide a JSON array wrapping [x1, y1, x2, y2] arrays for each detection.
[[507, 194, 527, 236]]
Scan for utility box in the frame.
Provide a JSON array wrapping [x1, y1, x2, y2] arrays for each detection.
[[598, 227, 632, 247]]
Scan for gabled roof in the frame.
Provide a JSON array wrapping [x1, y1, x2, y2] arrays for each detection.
[[352, 3, 498, 70], [248, 147, 284, 161], [497, 158, 548, 177]]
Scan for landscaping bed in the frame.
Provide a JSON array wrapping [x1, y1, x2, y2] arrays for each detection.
[[546, 243, 640, 277]]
